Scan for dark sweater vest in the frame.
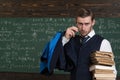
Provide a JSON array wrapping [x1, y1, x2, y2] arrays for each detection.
[[67, 35, 104, 80]]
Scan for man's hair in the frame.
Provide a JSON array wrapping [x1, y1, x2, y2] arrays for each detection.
[[76, 8, 95, 21]]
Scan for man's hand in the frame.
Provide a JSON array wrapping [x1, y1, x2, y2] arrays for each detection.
[[65, 26, 78, 39]]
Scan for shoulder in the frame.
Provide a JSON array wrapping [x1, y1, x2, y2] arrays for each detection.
[[101, 39, 111, 45], [94, 35, 111, 46], [100, 39, 112, 52], [94, 34, 104, 39], [91, 34, 104, 42]]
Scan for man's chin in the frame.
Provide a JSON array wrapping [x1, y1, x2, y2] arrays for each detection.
[[80, 33, 87, 37]]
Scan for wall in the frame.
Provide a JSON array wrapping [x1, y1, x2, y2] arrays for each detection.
[[0, 0, 120, 17]]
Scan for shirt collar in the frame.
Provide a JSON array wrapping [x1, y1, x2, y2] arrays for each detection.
[[87, 29, 95, 38]]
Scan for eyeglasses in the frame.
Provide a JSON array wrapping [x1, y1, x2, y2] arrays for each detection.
[[76, 22, 90, 27]]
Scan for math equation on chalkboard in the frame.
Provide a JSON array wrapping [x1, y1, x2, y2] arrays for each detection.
[[0, 18, 119, 75]]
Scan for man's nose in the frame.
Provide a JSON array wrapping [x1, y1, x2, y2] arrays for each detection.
[[81, 25, 85, 30]]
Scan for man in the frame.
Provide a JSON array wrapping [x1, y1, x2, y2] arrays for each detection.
[[40, 8, 117, 80], [62, 8, 117, 80]]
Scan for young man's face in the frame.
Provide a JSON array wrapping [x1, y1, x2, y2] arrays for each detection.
[[76, 16, 95, 37]]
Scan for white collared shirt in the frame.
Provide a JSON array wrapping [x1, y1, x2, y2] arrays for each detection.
[[62, 29, 117, 78], [62, 29, 112, 52]]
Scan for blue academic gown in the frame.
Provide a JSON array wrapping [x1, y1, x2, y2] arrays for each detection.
[[40, 32, 104, 80]]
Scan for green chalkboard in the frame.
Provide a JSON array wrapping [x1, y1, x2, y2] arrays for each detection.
[[0, 18, 120, 76]]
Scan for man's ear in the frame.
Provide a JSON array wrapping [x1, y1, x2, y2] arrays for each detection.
[[92, 19, 95, 26]]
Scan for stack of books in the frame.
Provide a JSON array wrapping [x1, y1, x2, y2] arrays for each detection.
[[90, 51, 116, 80]]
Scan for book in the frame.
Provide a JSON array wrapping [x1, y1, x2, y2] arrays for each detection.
[[93, 77, 115, 80], [90, 51, 116, 80], [92, 60, 114, 66], [93, 73, 116, 78], [90, 51, 115, 66], [91, 51, 114, 58], [91, 56, 113, 61], [89, 65, 114, 71], [92, 69, 114, 74]]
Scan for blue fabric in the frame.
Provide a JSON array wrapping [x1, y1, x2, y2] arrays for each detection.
[[40, 33, 104, 80], [40, 32, 62, 74]]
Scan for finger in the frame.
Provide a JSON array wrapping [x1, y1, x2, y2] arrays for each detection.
[[65, 26, 78, 39], [71, 30, 76, 37], [70, 26, 78, 33], [67, 26, 77, 37], [66, 29, 75, 38]]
